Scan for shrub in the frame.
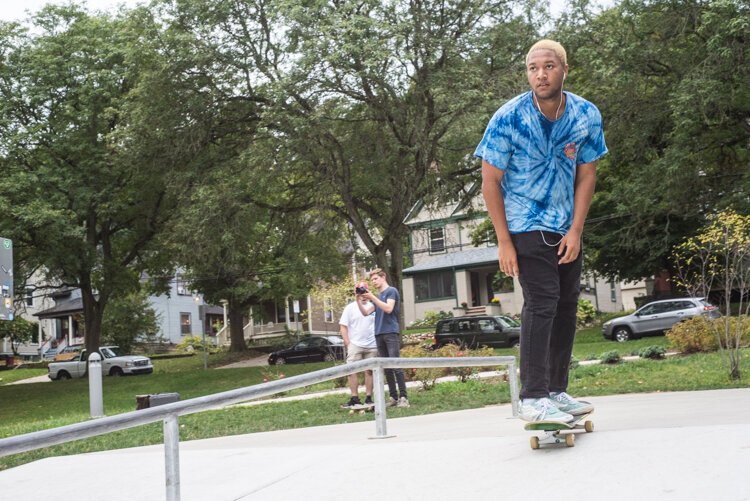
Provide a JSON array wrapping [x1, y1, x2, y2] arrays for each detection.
[[401, 344, 495, 388], [599, 350, 621, 364], [176, 335, 214, 352], [407, 310, 453, 329], [638, 345, 667, 360], [577, 299, 597, 327], [666, 316, 719, 353]]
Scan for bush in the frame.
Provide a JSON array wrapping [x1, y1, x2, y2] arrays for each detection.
[[599, 350, 621, 364], [569, 356, 580, 370], [638, 345, 667, 360], [407, 310, 453, 329], [401, 344, 495, 388], [666, 316, 719, 353], [577, 299, 597, 327], [176, 335, 215, 353]]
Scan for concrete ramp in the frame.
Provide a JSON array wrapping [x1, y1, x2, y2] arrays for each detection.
[[2, 389, 749, 501]]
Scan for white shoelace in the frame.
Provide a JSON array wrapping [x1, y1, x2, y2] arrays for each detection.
[[552, 391, 574, 404], [534, 398, 558, 420]]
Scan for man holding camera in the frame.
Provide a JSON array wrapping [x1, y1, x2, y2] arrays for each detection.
[[339, 284, 377, 409], [357, 268, 409, 408]]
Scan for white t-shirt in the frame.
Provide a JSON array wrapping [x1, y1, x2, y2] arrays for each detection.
[[339, 301, 376, 349]]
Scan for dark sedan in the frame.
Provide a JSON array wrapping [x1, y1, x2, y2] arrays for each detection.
[[268, 335, 345, 365], [433, 315, 521, 349]]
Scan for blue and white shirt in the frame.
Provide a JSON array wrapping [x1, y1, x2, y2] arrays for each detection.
[[474, 91, 608, 234]]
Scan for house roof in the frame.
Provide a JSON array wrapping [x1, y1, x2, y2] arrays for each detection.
[[403, 246, 498, 275], [34, 297, 83, 319]]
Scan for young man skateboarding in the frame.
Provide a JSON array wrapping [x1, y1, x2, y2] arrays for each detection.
[[357, 269, 409, 408], [475, 39, 607, 423], [339, 286, 378, 408]]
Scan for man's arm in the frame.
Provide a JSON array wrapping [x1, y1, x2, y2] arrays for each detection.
[[481, 160, 519, 277], [558, 162, 597, 264], [364, 292, 395, 314], [339, 324, 350, 346]]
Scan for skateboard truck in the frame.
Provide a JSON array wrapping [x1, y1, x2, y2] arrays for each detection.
[[525, 411, 594, 449]]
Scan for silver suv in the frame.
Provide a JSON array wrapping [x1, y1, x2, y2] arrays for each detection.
[[602, 297, 720, 342]]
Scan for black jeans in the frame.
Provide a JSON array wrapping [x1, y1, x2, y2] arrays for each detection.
[[511, 231, 583, 399], [375, 332, 407, 399]]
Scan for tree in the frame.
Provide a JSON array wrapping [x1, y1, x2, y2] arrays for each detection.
[[169, 152, 348, 352], [0, 317, 36, 356], [554, 0, 750, 281], [673, 210, 750, 380], [0, 5, 255, 354], [163, 0, 539, 292], [100, 290, 160, 353]]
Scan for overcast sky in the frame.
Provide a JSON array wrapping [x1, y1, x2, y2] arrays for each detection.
[[1, 0, 583, 22]]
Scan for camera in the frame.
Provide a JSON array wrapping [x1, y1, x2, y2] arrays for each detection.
[[355, 282, 369, 295]]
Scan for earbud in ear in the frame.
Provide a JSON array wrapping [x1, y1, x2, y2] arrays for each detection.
[[563, 73, 567, 81]]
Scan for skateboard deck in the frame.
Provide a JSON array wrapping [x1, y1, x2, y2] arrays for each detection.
[[342, 403, 375, 414], [524, 410, 594, 449]]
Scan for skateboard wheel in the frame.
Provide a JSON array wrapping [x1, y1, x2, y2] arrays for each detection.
[[565, 434, 575, 447], [530, 436, 540, 450], [348, 409, 355, 415], [584, 421, 594, 433], [359, 410, 366, 415]]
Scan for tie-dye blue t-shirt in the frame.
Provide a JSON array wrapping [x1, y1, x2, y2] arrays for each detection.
[[474, 91, 608, 234]]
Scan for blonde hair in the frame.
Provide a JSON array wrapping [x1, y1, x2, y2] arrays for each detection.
[[526, 39, 567, 67], [369, 268, 387, 279]]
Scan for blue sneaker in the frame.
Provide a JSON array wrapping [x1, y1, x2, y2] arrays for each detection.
[[550, 392, 594, 415], [519, 397, 575, 423]]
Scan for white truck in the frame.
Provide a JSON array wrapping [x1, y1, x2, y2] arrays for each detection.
[[48, 346, 153, 380]]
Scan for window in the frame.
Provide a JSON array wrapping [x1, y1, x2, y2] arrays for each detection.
[[437, 321, 453, 334], [323, 297, 334, 323], [175, 274, 190, 295], [478, 319, 496, 332], [429, 227, 446, 253], [414, 270, 455, 301], [180, 313, 192, 335], [24, 288, 34, 307]]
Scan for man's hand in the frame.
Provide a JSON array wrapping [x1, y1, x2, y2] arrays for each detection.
[[498, 239, 519, 277], [558, 229, 582, 264]]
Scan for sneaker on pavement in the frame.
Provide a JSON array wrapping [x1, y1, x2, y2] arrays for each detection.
[[397, 396, 410, 408], [387, 397, 398, 407], [549, 392, 594, 415], [341, 396, 362, 409], [519, 397, 575, 423]]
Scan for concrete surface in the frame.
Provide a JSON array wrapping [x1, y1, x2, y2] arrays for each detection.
[[2, 388, 749, 501]]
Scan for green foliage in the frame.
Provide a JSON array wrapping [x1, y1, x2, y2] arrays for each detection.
[[0, 317, 37, 355], [577, 299, 597, 327], [599, 350, 622, 365], [100, 291, 160, 353], [176, 336, 213, 353], [492, 271, 514, 293], [638, 345, 667, 360], [559, 0, 750, 281], [408, 310, 453, 329]]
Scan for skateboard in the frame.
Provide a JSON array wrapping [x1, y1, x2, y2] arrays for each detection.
[[524, 410, 594, 449], [342, 403, 375, 415]]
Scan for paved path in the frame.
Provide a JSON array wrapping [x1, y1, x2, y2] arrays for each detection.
[[1, 388, 749, 500]]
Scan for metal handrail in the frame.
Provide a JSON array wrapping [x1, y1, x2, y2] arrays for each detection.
[[0, 356, 518, 500]]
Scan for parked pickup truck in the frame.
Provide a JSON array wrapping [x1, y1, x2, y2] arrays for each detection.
[[48, 346, 153, 380]]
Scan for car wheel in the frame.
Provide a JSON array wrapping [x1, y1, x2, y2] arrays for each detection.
[[110, 366, 124, 377], [57, 371, 71, 380], [323, 353, 335, 362], [275, 357, 286, 365], [613, 327, 632, 342], [507, 338, 520, 349]]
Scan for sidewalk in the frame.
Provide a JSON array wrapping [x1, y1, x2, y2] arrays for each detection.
[[1, 388, 749, 500]]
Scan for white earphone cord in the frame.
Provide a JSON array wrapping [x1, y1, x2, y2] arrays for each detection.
[[540, 230, 563, 247]]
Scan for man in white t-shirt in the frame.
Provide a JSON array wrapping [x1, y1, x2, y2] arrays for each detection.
[[339, 285, 378, 408]]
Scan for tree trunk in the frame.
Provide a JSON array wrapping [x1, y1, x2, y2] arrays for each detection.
[[228, 302, 247, 352], [82, 285, 105, 355]]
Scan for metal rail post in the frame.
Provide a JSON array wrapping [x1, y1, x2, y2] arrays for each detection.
[[164, 414, 181, 501], [371, 366, 392, 439], [88, 352, 104, 418], [508, 359, 520, 417]]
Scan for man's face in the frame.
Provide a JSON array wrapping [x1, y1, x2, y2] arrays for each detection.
[[369, 274, 383, 289], [526, 49, 568, 100]]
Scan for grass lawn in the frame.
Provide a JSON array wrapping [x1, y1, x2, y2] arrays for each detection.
[[0, 368, 47, 385], [1, 324, 749, 471]]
